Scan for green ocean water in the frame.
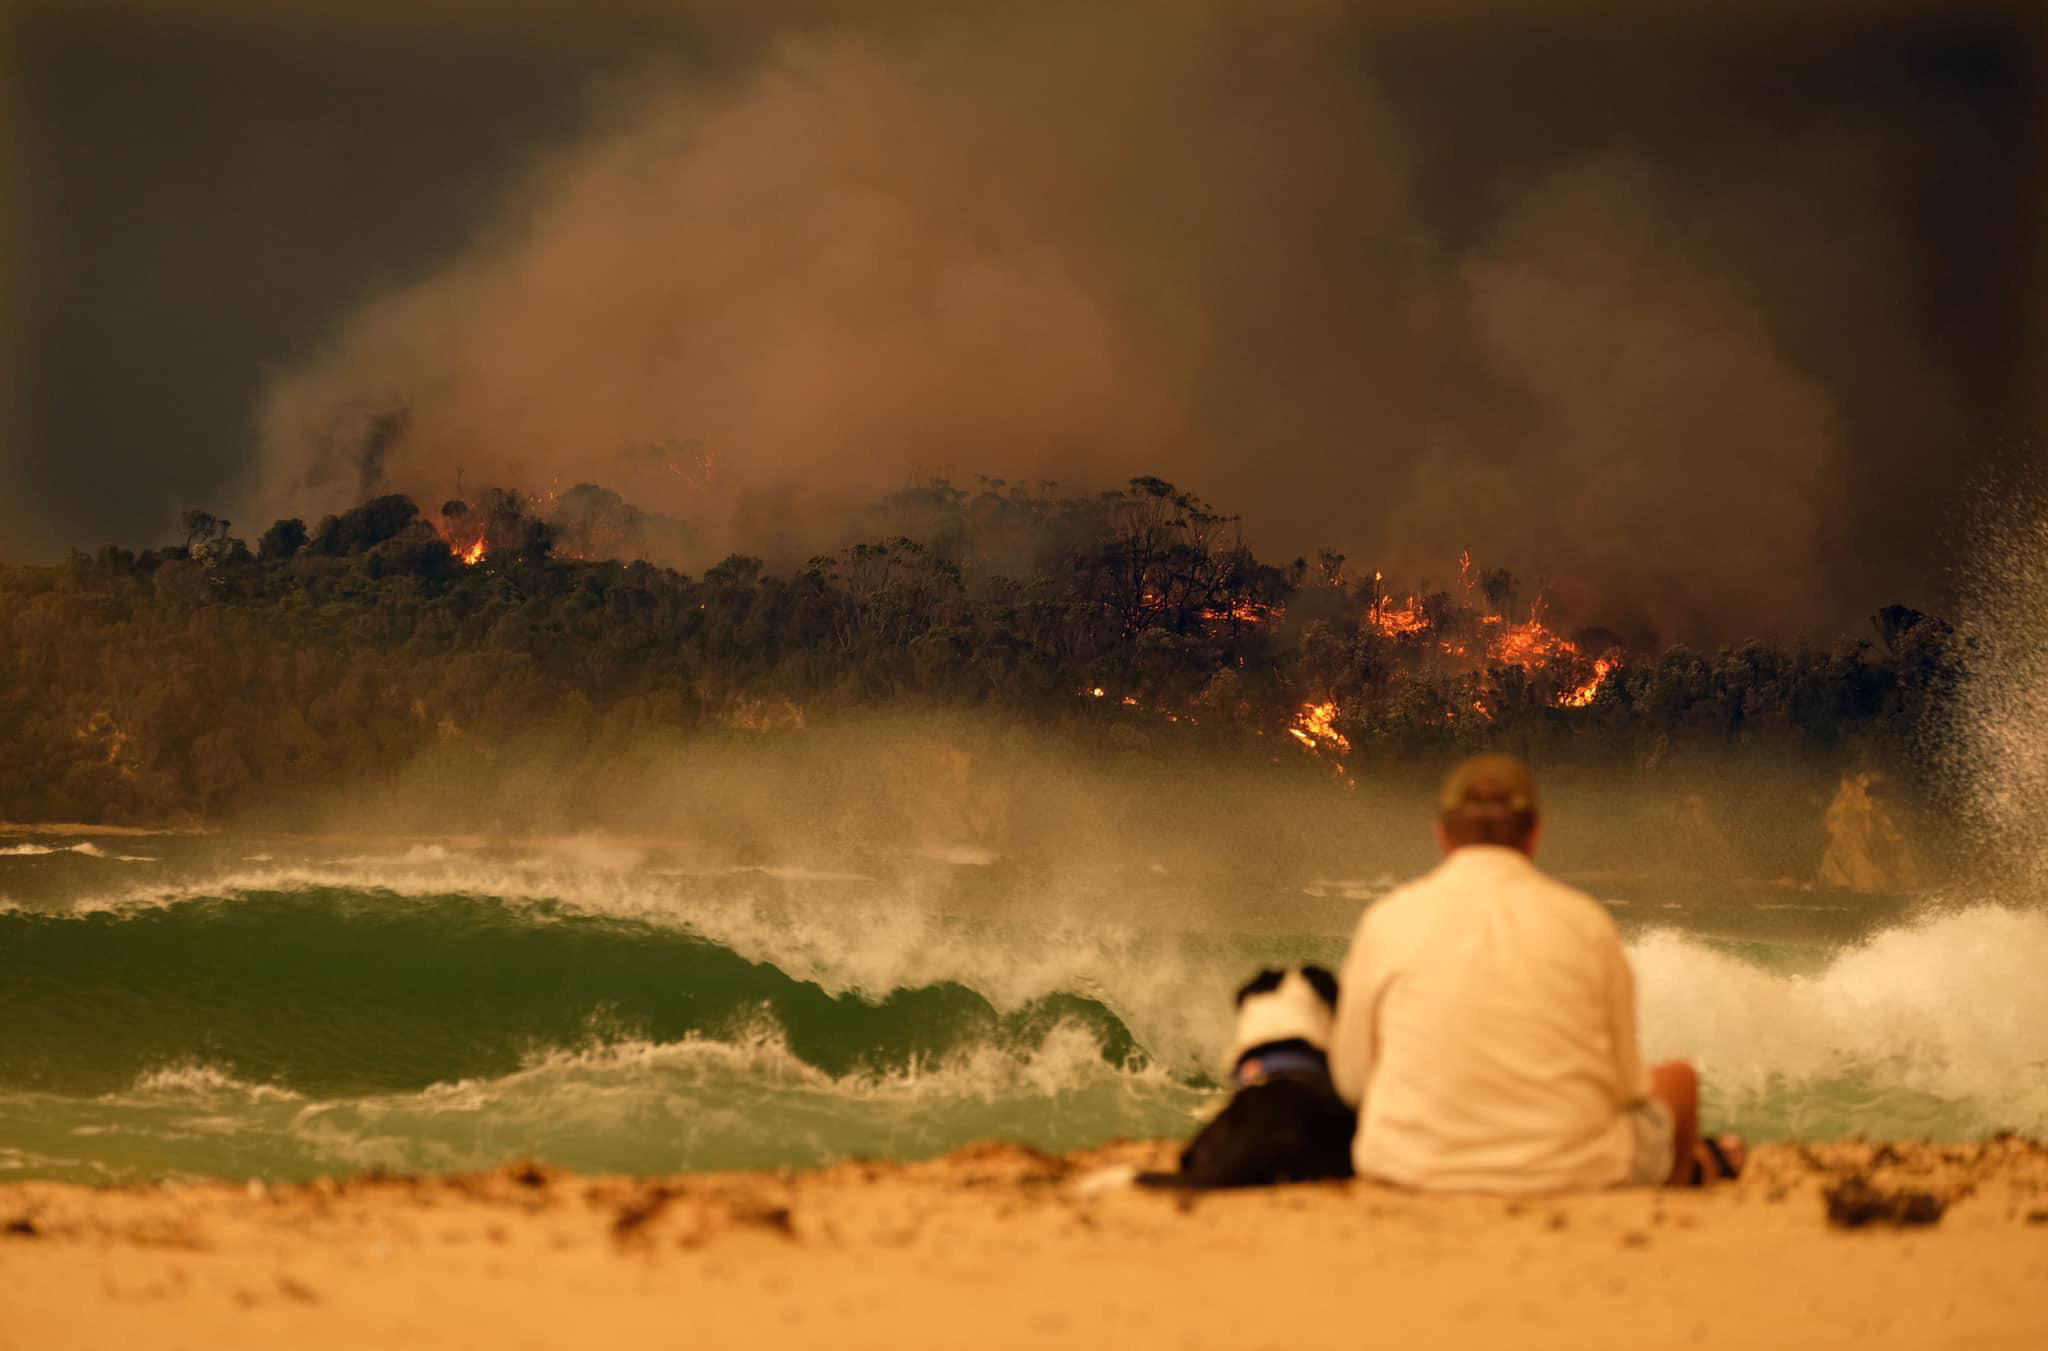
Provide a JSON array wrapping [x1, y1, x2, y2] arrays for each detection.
[[1, 834, 2041, 1183]]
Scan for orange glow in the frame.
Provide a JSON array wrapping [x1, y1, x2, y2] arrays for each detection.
[[1198, 599, 1283, 626], [1559, 657, 1615, 709], [1369, 591, 1430, 639], [1366, 554, 1623, 709], [1493, 614, 1568, 668], [458, 538, 487, 566], [1288, 700, 1351, 755]]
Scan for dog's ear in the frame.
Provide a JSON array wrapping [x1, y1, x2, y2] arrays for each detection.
[[1234, 968, 1285, 1005], [1299, 964, 1339, 1009]]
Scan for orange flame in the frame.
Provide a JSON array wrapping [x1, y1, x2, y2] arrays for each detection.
[[1493, 612, 1570, 669], [1368, 584, 1430, 639], [1198, 599, 1283, 626], [1288, 700, 1351, 755], [458, 538, 487, 566], [1363, 554, 1623, 709], [1558, 657, 1615, 709]]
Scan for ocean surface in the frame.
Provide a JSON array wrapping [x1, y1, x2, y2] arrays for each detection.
[[2, 831, 2042, 1184]]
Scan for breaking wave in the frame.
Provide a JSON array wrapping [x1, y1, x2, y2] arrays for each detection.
[[0, 840, 156, 861], [1, 840, 2042, 1183], [1636, 902, 2048, 1139], [0, 1017, 1201, 1185]]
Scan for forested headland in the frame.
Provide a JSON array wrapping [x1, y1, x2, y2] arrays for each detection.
[[0, 477, 1964, 829]]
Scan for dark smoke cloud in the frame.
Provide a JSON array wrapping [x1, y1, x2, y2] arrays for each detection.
[[165, 4, 2036, 641]]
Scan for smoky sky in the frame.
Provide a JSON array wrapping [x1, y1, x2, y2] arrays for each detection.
[[4, 3, 2043, 644]]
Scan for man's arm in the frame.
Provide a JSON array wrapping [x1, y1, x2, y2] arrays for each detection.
[[1328, 912, 1380, 1109], [1606, 929, 1653, 1105]]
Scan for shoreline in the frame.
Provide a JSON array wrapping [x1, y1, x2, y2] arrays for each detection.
[[4, 1138, 2044, 1350]]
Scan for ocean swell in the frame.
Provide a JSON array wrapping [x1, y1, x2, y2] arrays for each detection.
[[0, 890, 1148, 1097], [1, 841, 2042, 1183], [0, 1017, 1202, 1185]]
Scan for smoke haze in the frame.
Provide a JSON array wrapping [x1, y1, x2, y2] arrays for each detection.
[[9, 3, 2040, 643]]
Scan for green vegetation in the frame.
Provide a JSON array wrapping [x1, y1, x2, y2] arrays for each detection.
[[0, 478, 1963, 825]]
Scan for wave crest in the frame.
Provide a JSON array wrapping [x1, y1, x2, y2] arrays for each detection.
[[1633, 902, 2048, 1137], [0, 1015, 1203, 1184]]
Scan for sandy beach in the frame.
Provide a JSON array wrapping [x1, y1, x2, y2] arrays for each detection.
[[4, 1137, 2044, 1350]]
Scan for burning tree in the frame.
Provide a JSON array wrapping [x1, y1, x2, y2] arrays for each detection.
[[435, 489, 557, 567], [0, 476, 1969, 827], [1082, 478, 1291, 640]]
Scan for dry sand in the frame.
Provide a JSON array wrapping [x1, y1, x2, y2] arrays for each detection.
[[3, 1138, 2045, 1350]]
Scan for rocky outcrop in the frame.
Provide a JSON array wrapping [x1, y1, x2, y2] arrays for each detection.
[[1817, 772, 1929, 892]]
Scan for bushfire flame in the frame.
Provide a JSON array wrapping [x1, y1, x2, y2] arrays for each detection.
[[1077, 550, 1625, 765], [1368, 572, 1431, 639], [1288, 700, 1351, 755], [1362, 557, 1619, 708], [1559, 657, 1614, 709], [1198, 599, 1283, 626]]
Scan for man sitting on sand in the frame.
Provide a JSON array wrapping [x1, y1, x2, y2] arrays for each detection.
[[1328, 753, 1740, 1191]]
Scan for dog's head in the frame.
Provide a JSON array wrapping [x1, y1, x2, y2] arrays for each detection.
[[1225, 964, 1339, 1068]]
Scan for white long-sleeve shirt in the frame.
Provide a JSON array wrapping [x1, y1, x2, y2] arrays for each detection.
[[1329, 845, 1651, 1192]]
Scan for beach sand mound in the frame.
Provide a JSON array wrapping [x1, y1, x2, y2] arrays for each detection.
[[2, 1137, 2044, 1349]]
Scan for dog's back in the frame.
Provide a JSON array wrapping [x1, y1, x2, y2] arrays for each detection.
[[1177, 1069, 1355, 1187], [1154, 966, 1356, 1189]]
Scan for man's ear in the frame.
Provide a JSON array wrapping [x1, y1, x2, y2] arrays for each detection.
[[1523, 820, 1543, 859], [1433, 818, 1454, 856]]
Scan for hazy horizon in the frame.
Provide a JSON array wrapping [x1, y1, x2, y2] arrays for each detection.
[[4, 1, 2045, 647]]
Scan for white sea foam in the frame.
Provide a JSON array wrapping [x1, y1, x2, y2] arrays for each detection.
[[1633, 902, 2048, 1132], [296, 1015, 1198, 1172], [11, 1015, 1203, 1181], [7, 897, 2044, 1186], [330, 843, 460, 866], [124, 1064, 305, 1103], [0, 841, 156, 861], [19, 833, 2048, 1140], [16, 848, 1261, 1067]]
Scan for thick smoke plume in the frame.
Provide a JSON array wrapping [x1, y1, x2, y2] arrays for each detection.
[[243, 4, 1977, 642]]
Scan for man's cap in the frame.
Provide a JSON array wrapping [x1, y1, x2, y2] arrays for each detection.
[[1438, 753, 1539, 816]]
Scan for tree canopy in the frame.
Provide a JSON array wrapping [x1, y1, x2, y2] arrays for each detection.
[[0, 478, 1965, 826]]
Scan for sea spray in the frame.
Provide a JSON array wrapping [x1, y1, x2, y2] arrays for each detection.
[[1633, 903, 2048, 1139], [1950, 484, 2048, 896], [0, 891, 1150, 1096], [0, 1017, 1202, 1185], [0, 841, 157, 861], [2, 835, 2040, 1183]]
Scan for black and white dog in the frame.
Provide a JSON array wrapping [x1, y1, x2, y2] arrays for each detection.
[[1147, 964, 1357, 1188]]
